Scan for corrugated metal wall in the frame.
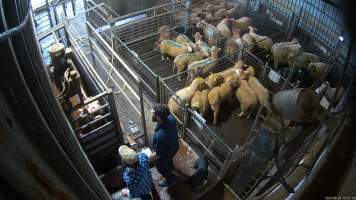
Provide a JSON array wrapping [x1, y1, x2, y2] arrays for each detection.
[[257, 0, 345, 54]]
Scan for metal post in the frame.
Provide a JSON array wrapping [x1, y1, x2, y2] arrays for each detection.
[[238, 46, 244, 62], [71, 0, 76, 16], [53, 3, 59, 25], [245, 0, 252, 15], [139, 81, 148, 145], [86, 19, 97, 69], [219, 145, 240, 179], [63, 2, 68, 17], [286, 13, 296, 40], [218, 151, 233, 179], [182, 103, 189, 139], [184, 0, 191, 32], [107, 90, 125, 144], [248, 105, 263, 139], [292, 6, 304, 39], [64, 24, 72, 47], [282, 68, 295, 90], [84, 0, 89, 20], [159, 78, 164, 104], [156, 75, 161, 103], [260, 61, 269, 80], [46, 0, 53, 28]]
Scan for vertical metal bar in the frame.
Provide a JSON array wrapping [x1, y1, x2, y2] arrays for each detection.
[[63, 2, 68, 17], [156, 75, 161, 103], [84, 0, 89, 19], [220, 144, 241, 179], [295, 4, 304, 36], [46, 0, 53, 28], [248, 105, 263, 137], [286, 12, 295, 40], [218, 150, 233, 179], [246, 0, 252, 14], [259, 61, 269, 85], [281, 69, 295, 90], [53, 4, 59, 25], [184, 0, 191, 32], [159, 78, 164, 104], [238, 46, 244, 61], [107, 90, 125, 144], [71, 0, 76, 16], [86, 23, 97, 68], [182, 104, 189, 139], [52, 32, 58, 43], [64, 26, 72, 47], [139, 81, 148, 145]]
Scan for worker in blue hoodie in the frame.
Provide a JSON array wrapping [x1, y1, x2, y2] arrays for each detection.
[[151, 104, 179, 187]]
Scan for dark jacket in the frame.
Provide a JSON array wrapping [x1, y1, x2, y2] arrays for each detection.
[[152, 114, 179, 162]]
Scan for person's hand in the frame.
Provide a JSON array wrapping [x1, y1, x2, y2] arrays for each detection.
[[121, 189, 129, 197], [150, 152, 157, 163]]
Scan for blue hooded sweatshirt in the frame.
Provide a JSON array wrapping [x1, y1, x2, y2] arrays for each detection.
[[152, 114, 179, 163]]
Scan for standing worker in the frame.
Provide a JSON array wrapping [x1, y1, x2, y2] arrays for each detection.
[[151, 104, 179, 187], [118, 145, 155, 200]]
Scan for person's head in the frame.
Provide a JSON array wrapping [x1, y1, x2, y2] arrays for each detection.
[[151, 104, 170, 124], [118, 145, 138, 168]]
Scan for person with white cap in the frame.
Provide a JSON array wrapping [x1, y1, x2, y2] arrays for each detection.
[[119, 145, 154, 200], [151, 104, 179, 187]]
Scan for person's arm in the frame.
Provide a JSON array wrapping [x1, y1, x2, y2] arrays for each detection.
[[152, 130, 167, 160], [149, 151, 157, 163], [139, 152, 151, 168], [122, 170, 130, 197]]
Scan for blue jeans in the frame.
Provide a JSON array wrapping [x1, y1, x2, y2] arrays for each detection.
[[156, 158, 176, 184]]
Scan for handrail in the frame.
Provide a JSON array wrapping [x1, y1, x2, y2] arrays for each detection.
[[37, 22, 65, 40], [72, 103, 110, 123], [75, 112, 111, 132], [63, 2, 107, 21], [71, 91, 109, 111]]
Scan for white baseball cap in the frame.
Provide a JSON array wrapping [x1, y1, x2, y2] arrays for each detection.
[[118, 145, 137, 166]]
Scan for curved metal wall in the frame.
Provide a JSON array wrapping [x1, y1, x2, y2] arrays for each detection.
[[0, 0, 111, 199]]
